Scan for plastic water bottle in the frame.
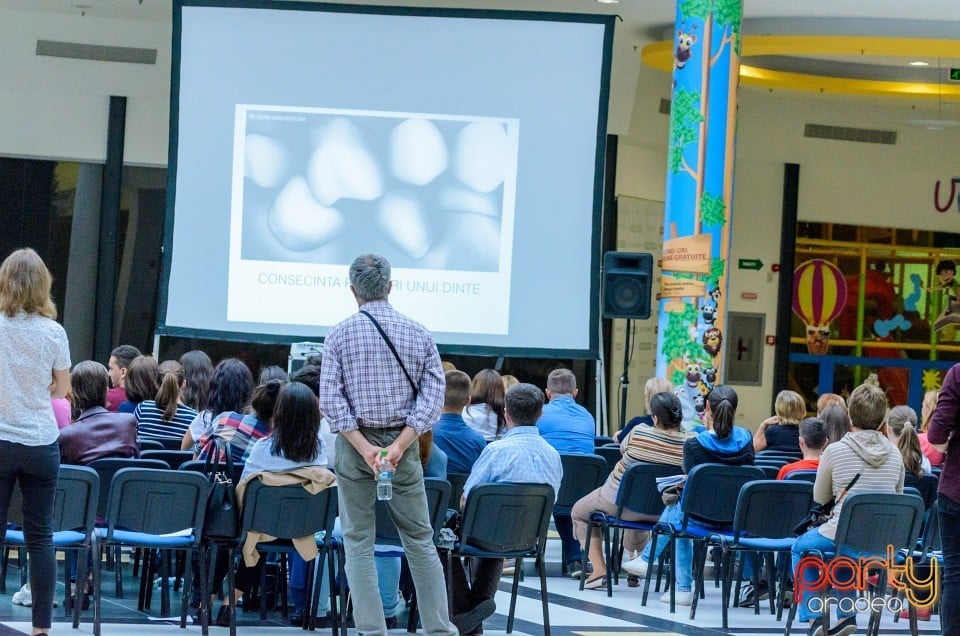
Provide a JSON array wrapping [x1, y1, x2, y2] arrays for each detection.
[[377, 450, 393, 501]]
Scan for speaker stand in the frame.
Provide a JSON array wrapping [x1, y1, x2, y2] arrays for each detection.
[[618, 319, 633, 432]]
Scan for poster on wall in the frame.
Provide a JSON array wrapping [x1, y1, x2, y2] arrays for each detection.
[[791, 258, 847, 355]]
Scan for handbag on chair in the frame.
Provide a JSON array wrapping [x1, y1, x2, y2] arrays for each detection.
[[200, 438, 240, 540]]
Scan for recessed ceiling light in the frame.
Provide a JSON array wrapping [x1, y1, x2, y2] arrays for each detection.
[[909, 61, 931, 67], [596, 0, 620, 4]]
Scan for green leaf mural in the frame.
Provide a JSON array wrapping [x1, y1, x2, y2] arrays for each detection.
[[714, 0, 743, 53], [679, 0, 712, 19], [700, 191, 727, 228], [668, 88, 703, 176]]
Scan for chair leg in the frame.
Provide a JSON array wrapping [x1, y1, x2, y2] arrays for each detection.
[[115, 545, 124, 599], [538, 553, 550, 636], [689, 541, 706, 620], [506, 556, 522, 633], [610, 525, 621, 586], [641, 531, 661, 606], [0, 546, 8, 594], [181, 549, 194, 628], [227, 547, 237, 636], [776, 551, 790, 621], [161, 549, 172, 617], [73, 546, 87, 629], [721, 549, 735, 630], [259, 551, 269, 621], [93, 538, 103, 636], [199, 544, 210, 636], [602, 520, 613, 597], [765, 552, 777, 615]]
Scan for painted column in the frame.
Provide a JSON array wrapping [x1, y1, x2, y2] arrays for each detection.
[[655, 0, 742, 423]]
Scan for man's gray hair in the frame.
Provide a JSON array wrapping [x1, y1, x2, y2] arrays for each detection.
[[349, 254, 391, 302], [505, 383, 545, 426]]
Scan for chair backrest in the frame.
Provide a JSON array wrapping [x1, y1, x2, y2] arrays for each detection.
[[460, 483, 554, 554], [784, 470, 818, 483], [733, 480, 813, 539], [179, 459, 246, 485], [151, 437, 185, 451], [903, 473, 939, 509], [834, 492, 925, 556], [105, 468, 208, 540], [141, 450, 195, 470], [757, 465, 781, 480], [555, 454, 607, 513], [615, 462, 685, 518], [680, 463, 766, 527], [594, 435, 615, 447], [138, 439, 165, 452], [447, 472, 469, 511], [921, 501, 942, 555], [754, 458, 789, 467], [88, 458, 171, 518], [6, 465, 99, 535], [756, 450, 802, 459], [376, 478, 450, 546], [594, 445, 621, 474], [240, 481, 338, 541]]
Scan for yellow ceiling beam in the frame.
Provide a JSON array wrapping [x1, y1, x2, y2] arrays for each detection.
[[641, 36, 960, 97]]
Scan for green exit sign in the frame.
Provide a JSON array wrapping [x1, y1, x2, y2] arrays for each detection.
[[950, 68, 960, 82]]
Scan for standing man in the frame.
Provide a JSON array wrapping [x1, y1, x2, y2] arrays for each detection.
[[536, 368, 595, 576], [320, 254, 457, 636]]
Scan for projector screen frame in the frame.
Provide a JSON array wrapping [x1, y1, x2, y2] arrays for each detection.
[[157, 0, 615, 359]]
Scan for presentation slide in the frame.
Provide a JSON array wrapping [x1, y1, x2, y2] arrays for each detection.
[[161, 1, 613, 356]]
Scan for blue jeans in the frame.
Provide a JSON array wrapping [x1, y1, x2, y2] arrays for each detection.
[[641, 504, 692, 592], [553, 514, 582, 566], [288, 553, 330, 616], [939, 494, 960, 635], [791, 528, 855, 623], [374, 556, 402, 618]]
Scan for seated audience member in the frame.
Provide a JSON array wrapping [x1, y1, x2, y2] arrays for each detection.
[[792, 385, 904, 636], [182, 358, 254, 451], [501, 374, 518, 391], [777, 417, 828, 479], [918, 389, 944, 468], [433, 370, 486, 474], [51, 396, 71, 429], [816, 392, 845, 416], [211, 382, 331, 627], [624, 385, 753, 605], [887, 405, 930, 476], [198, 379, 281, 464], [258, 365, 287, 383], [118, 355, 159, 413], [134, 360, 199, 441], [453, 384, 562, 635], [289, 363, 337, 465], [753, 390, 806, 453], [575, 392, 690, 589], [179, 350, 214, 412], [537, 368, 595, 574], [106, 344, 140, 412], [441, 360, 457, 372], [820, 403, 851, 446], [462, 369, 506, 441], [614, 377, 674, 442], [59, 361, 139, 465]]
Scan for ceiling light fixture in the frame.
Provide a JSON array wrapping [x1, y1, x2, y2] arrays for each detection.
[[909, 61, 931, 67], [596, 0, 620, 4]]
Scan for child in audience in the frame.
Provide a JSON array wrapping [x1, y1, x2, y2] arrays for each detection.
[[918, 389, 944, 467], [106, 344, 140, 411], [777, 418, 827, 479], [753, 390, 806, 453], [820, 403, 851, 446], [118, 355, 159, 413], [134, 360, 198, 441], [886, 405, 930, 476]]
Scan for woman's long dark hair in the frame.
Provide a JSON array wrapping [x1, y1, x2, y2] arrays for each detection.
[[206, 358, 254, 417], [124, 355, 160, 405], [649, 391, 683, 430], [70, 360, 109, 420], [470, 369, 506, 435], [180, 350, 214, 412], [271, 382, 320, 463], [156, 360, 184, 421], [707, 385, 739, 440]]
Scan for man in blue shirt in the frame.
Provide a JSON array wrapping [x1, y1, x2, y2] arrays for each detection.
[[536, 368, 596, 577], [433, 370, 486, 474], [454, 383, 562, 635]]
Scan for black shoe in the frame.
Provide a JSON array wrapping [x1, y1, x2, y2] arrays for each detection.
[[451, 599, 496, 635], [289, 612, 304, 627], [737, 581, 769, 607], [567, 560, 583, 579], [385, 615, 398, 629], [827, 616, 857, 636], [215, 605, 231, 628], [627, 574, 640, 588]]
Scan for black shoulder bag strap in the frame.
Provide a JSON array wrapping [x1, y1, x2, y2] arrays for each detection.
[[360, 310, 419, 398]]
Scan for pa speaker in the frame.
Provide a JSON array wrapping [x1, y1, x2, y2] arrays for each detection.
[[602, 251, 653, 320]]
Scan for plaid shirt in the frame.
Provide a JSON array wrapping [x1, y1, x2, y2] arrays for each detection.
[[320, 300, 444, 435]]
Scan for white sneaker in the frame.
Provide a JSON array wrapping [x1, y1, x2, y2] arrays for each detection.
[[659, 590, 693, 606], [12, 583, 32, 607], [621, 555, 649, 576]]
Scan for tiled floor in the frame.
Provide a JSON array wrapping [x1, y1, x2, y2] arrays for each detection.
[[0, 535, 940, 635]]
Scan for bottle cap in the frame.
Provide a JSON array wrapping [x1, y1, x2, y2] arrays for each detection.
[[380, 449, 388, 457]]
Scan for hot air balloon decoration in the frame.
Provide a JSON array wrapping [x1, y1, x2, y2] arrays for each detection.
[[793, 259, 848, 355]]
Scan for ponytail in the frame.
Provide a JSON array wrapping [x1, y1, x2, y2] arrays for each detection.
[[250, 379, 283, 422], [707, 384, 739, 440], [156, 360, 184, 421], [897, 421, 924, 478]]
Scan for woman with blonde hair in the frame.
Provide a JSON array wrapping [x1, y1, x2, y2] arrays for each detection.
[[753, 389, 806, 453], [0, 248, 71, 636], [918, 389, 944, 467], [887, 405, 930, 476], [614, 377, 674, 442]]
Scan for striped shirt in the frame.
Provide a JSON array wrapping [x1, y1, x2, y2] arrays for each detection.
[[134, 400, 199, 441], [601, 424, 692, 502], [320, 300, 444, 435]]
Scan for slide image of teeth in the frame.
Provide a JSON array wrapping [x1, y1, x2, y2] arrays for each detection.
[[234, 106, 518, 272]]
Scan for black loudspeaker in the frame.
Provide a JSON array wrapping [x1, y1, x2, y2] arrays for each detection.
[[602, 251, 653, 320]]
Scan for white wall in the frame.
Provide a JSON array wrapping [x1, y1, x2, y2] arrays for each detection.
[[616, 64, 960, 429], [0, 8, 170, 165]]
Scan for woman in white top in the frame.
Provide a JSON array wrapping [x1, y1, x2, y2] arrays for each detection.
[[0, 248, 71, 636], [461, 369, 506, 441]]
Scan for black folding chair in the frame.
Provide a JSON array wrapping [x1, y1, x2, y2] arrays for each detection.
[[556, 454, 607, 574], [2, 465, 99, 629], [446, 472, 469, 512], [238, 480, 341, 636], [702, 480, 813, 627], [784, 470, 818, 484], [594, 435, 615, 447], [594, 445, 621, 477], [93, 468, 208, 636], [449, 483, 555, 634], [756, 465, 781, 480], [904, 473, 939, 510], [581, 462, 683, 597], [372, 478, 451, 632], [141, 450, 195, 470], [785, 492, 925, 636], [139, 439, 165, 452]]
